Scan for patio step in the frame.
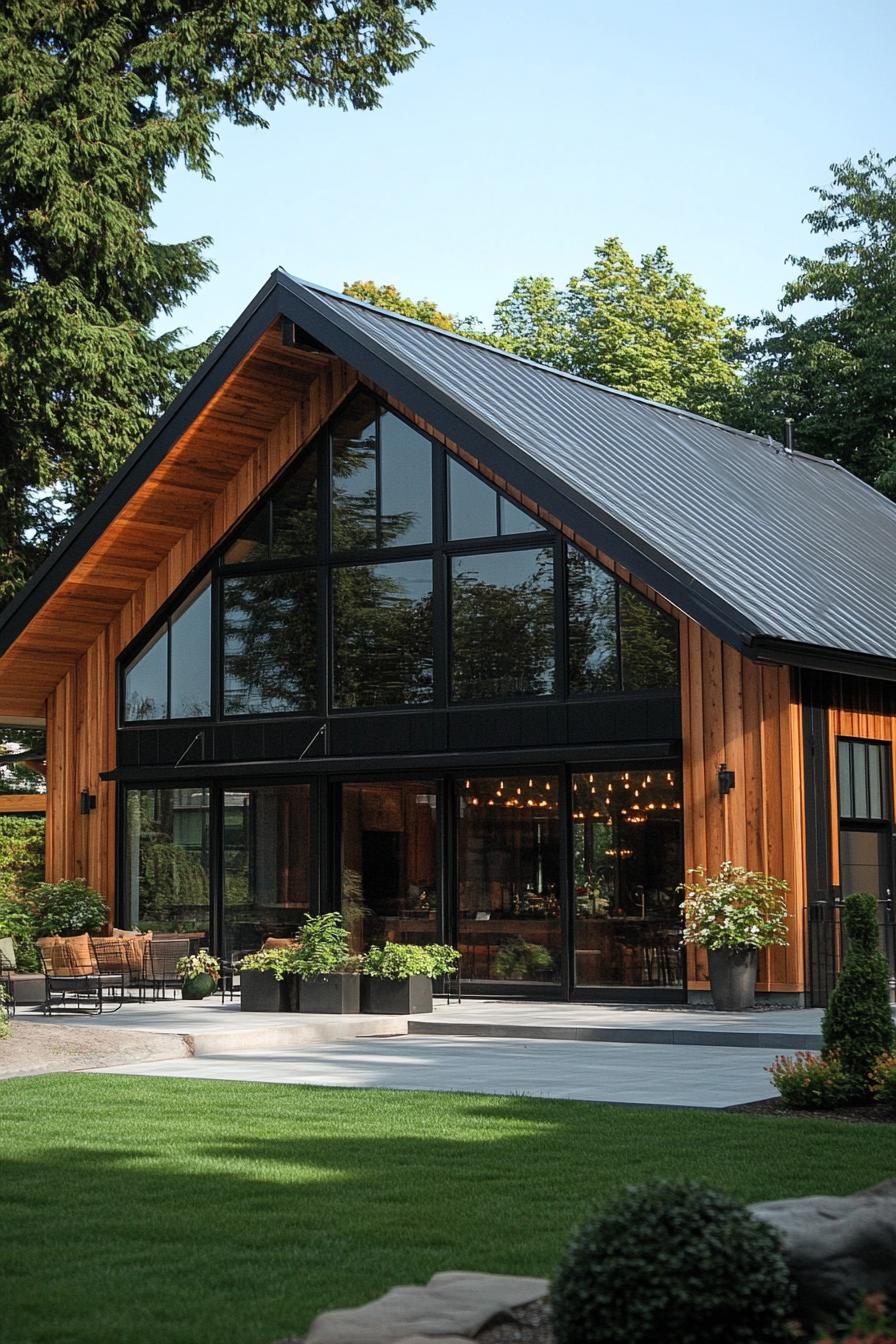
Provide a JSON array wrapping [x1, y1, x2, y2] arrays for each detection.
[[174, 1014, 409, 1057], [408, 1018, 823, 1051]]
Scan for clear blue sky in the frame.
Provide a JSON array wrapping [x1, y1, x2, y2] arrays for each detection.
[[152, 0, 896, 344]]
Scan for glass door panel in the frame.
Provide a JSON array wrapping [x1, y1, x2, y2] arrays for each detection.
[[123, 787, 211, 937], [223, 785, 312, 957], [456, 774, 562, 986], [339, 781, 439, 954], [572, 768, 683, 988]]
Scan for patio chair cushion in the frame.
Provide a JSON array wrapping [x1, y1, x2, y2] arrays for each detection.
[[123, 933, 151, 976], [36, 936, 65, 973], [0, 935, 16, 970], [261, 937, 296, 950], [61, 933, 95, 975], [92, 936, 130, 975]]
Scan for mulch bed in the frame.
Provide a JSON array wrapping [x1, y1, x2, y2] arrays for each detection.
[[727, 1096, 896, 1123]]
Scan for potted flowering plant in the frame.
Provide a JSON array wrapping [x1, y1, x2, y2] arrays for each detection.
[[361, 942, 460, 1014], [680, 862, 788, 1010], [176, 949, 221, 1000]]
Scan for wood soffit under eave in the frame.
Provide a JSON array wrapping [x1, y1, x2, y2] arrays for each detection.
[[0, 323, 340, 718]]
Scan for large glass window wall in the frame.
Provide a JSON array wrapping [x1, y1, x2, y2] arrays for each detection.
[[119, 391, 679, 725]]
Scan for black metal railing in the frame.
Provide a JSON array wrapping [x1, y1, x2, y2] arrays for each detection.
[[807, 893, 896, 1008]]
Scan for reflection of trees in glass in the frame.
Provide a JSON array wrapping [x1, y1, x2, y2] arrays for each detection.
[[331, 393, 431, 551], [567, 548, 617, 693], [451, 548, 554, 701], [619, 587, 678, 689], [127, 790, 209, 930], [333, 561, 433, 707], [271, 449, 317, 557], [223, 571, 316, 715]]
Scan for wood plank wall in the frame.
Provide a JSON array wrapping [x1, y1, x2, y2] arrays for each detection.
[[44, 362, 357, 900], [43, 369, 809, 992]]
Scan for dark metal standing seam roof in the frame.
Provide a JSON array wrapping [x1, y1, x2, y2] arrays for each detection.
[[281, 274, 896, 669], [0, 267, 894, 683]]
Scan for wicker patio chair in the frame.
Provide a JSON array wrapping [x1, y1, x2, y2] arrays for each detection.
[[143, 937, 190, 1000]]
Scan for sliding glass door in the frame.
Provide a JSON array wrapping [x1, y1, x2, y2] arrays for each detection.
[[222, 784, 312, 956]]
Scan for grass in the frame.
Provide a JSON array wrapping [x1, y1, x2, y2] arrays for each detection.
[[2, 1074, 895, 1344]]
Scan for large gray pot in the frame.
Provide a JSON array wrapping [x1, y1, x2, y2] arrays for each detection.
[[708, 946, 758, 1011], [240, 969, 297, 1012], [361, 974, 433, 1015], [299, 973, 361, 1014]]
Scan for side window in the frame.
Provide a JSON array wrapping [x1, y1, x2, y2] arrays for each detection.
[[448, 456, 543, 540], [123, 576, 211, 722]]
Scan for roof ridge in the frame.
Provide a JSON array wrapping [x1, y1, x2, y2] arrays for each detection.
[[282, 270, 776, 452]]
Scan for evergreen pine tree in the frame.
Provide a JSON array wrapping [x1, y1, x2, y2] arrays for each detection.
[[822, 891, 895, 1097]]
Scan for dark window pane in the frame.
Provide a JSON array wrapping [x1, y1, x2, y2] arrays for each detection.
[[340, 781, 438, 953], [170, 578, 211, 718], [566, 546, 618, 694], [572, 767, 683, 987], [379, 413, 432, 547], [457, 774, 561, 984], [331, 392, 378, 551], [224, 504, 270, 565], [333, 559, 433, 708], [838, 739, 888, 821], [223, 571, 317, 715], [499, 495, 543, 535], [619, 586, 678, 690], [451, 548, 554, 701], [272, 447, 317, 557], [124, 626, 168, 721], [123, 787, 210, 935], [448, 456, 499, 539], [223, 785, 311, 952]]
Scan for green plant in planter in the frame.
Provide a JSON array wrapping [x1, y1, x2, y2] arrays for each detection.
[[363, 943, 460, 980], [176, 950, 221, 999], [822, 891, 895, 1099], [494, 936, 554, 980], [29, 878, 107, 937], [238, 946, 306, 981], [292, 912, 360, 979], [680, 863, 789, 951]]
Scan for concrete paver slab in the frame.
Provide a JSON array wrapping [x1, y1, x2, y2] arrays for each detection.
[[92, 1034, 780, 1108]]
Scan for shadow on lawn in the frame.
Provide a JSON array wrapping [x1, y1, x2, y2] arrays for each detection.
[[3, 1077, 896, 1344]]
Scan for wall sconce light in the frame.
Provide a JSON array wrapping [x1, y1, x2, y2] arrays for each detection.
[[79, 788, 97, 815], [718, 763, 736, 798]]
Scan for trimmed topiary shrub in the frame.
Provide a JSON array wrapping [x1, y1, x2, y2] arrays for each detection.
[[550, 1180, 793, 1344], [822, 891, 895, 1099], [29, 878, 108, 937]]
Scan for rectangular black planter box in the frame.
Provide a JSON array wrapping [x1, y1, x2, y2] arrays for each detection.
[[299, 973, 361, 1014], [240, 969, 296, 1012], [360, 974, 433, 1015]]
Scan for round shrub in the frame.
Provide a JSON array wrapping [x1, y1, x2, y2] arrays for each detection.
[[822, 891, 895, 1098], [550, 1180, 793, 1344], [29, 879, 107, 937]]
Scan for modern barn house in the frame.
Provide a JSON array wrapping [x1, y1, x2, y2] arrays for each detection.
[[1, 271, 894, 1007]]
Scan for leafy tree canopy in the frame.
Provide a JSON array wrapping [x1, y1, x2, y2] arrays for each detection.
[[348, 238, 746, 420], [0, 1, 433, 602], [737, 152, 896, 495]]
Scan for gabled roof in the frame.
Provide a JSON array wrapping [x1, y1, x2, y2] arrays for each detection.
[[0, 267, 894, 719]]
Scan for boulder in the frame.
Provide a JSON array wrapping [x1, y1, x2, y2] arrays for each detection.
[[750, 1178, 896, 1327], [302, 1271, 549, 1344]]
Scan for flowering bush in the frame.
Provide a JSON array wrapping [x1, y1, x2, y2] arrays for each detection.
[[871, 1053, 896, 1108], [680, 862, 789, 950], [766, 1051, 854, 1108], [815, 1293, 896, 1342], [176, 949, 221, 985]]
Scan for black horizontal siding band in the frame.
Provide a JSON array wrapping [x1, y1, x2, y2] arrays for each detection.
[[100, 738, 681, 783], [749, 638, 896, 684]]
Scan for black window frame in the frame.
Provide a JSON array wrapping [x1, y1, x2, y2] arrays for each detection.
[[118, 393, 681, 727], [836, 737, 891, 824], [120, 574, 213, 727]]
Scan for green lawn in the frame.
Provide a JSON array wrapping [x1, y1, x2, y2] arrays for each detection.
[[2, 1075, 895, 1344]]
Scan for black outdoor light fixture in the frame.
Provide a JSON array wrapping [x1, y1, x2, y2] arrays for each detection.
[[718, 763, 736, 798], [79, 788, 97, 815]]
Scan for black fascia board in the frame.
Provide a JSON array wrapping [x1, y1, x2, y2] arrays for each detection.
[[0, 275, 285, 659], [273, 274, 763, 656], [100, 738, 681, 784], [748, 636, 896, 684]]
